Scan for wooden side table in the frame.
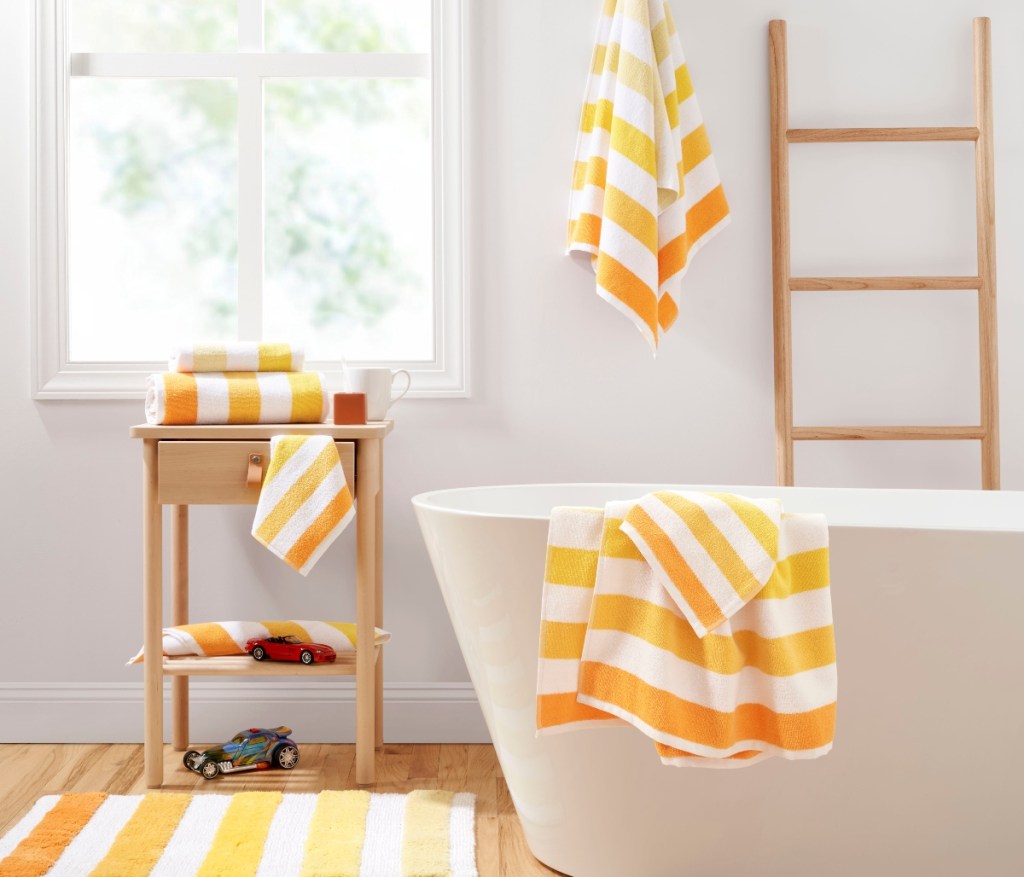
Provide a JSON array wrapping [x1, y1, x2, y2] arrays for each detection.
[[129, 422, 393, 787]]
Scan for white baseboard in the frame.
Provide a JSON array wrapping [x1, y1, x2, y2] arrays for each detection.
[[0, 681, 491, 744]]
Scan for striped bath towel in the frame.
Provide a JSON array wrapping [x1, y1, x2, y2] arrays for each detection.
[[537, 497, 836, 766], [568, 0, 730, 351], [169, 342, 304, 373], [145, 372, 328, 425], [252, 435, 355, 575], [127, 620, 391, 664]]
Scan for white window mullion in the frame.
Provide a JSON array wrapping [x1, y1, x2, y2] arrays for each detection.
[[238, 0, 264, 53], [237, 0, 264, 341], [237, 76, 264, 342]]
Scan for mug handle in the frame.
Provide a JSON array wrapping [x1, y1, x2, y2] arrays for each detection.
[[388, 369, 412, 411]]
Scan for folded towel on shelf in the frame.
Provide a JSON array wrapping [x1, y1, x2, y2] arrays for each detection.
[[537, 496, 836, 767], [567, 0, 730, 351], [127, 620, 391, 664], [169, 342, 304, 374], [145, 372, 328, 425], [252, 435, 354, 576]]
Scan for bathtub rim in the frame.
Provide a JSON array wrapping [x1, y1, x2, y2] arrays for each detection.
[[411, 481, 1024, 533]]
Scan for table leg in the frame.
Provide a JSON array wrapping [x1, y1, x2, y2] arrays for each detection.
[[374, 441, 384, 750], [355, 438, 380, 785], [171, 505, 189, 751], [142, 439, 163, 788]]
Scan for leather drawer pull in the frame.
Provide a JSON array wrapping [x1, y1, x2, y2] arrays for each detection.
[[246, 454, 263, 487]]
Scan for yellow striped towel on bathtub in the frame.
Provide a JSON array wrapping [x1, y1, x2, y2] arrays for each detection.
[[567, 0, 730, 351], [145, 371, 328, 425], [252, 435, 355, 575], [127, 620, 391, 663], [537, 495, 836, 766], [169, 341, 304, 373]]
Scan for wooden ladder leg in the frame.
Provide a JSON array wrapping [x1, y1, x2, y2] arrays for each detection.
[[974, 17, 1001, 490], [355, 438, 380, 785], [142, 439, 164, 788], [374, 442, 385, 750], [171, 505, 189, 751], [770, 20, 795, 486]]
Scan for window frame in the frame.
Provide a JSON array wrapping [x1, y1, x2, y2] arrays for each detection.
[[32, 0, 468, 399]]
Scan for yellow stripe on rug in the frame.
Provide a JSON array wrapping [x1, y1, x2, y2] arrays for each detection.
[[89, 793, 191, 877], [197, 792, 282, 877], [300, 790, 371, 877], [402, 791, 454, 877]]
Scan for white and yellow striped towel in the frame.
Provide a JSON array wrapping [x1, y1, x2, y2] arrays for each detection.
[[169, 342, 304, 373], [145, 372, 328, 425], [568, 0, 730, 350], [127, 620, 391, 664], [537, 496, 836, 766], [252, 435, 355, 575]]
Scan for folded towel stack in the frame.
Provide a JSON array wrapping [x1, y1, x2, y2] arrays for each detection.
[[146, 343, 327, 425], [537, 492, 836, 767], [128, 619, 391, 664], [252, 435, 354, 575]]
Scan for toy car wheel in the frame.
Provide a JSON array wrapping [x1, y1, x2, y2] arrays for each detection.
[[274, 744, 299, 769], [300, 650, 314, 665], [252, 646, 266, 661], [200, 760, 221, 780], [183, 750, 204, 772]]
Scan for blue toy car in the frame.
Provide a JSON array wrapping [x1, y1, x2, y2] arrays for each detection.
[[183, 726, 299, 780]]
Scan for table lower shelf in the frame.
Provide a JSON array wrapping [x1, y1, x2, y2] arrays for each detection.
[[161, 650, 379, 676]]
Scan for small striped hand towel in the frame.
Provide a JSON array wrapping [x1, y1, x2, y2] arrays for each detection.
[[568, 0, 730, 350], [620, 491, 782, 637], [252, 436, 355, 576], [169, 342, 305, 373]]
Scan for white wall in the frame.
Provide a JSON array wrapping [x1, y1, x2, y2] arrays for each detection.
[[1, 0, 1021, 741]]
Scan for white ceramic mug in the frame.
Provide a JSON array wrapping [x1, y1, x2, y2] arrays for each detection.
[[346, 368, 411, 421]]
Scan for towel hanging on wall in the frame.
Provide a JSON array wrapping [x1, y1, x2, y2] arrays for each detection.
[[567, 0, 730, 351]]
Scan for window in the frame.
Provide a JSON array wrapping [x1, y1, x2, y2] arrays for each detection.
[[34, 0, 466, 398]]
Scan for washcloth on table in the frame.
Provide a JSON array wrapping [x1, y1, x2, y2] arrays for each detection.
[[169, 342, 304, 373], [567, 0, 730, 351], [127, 620, 391, 664], [537, 493, 836, 766], [145, 372, 328, 425], [252, 435, 354, 576]]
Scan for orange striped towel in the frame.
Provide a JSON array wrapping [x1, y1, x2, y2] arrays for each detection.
[[252, 435, 354, 575], [568, 0, 730, 351], [145, 372, 328, 425], [537, 500, 836, 767]]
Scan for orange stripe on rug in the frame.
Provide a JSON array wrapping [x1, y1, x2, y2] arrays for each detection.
[[0, 793, 106, 877]]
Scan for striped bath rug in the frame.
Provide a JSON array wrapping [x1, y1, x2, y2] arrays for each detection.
[[0, 791, 476, 877]]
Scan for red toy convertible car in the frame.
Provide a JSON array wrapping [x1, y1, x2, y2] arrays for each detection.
[[245, 635, 337, 665]]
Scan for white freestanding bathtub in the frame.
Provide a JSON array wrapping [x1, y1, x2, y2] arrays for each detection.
[[413, 483, 1024, 877]]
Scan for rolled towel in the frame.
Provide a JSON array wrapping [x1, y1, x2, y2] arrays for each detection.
[[169, 342, 304, 373], [127, 620, 392, 664], [145, 372, 328, 425]]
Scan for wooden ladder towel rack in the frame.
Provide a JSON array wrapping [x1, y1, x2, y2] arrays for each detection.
[[769, 18, 1001, 489]]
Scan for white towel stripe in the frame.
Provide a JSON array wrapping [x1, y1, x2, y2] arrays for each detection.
[[449, 793, 479, 877]]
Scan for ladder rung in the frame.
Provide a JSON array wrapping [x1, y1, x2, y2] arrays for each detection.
[[790, 276, 983, 291], [792, 426, 986, 441], [788, 126, 980, 143]]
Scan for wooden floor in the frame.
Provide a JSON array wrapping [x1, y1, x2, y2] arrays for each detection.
[[0, 743, 562, 876]]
